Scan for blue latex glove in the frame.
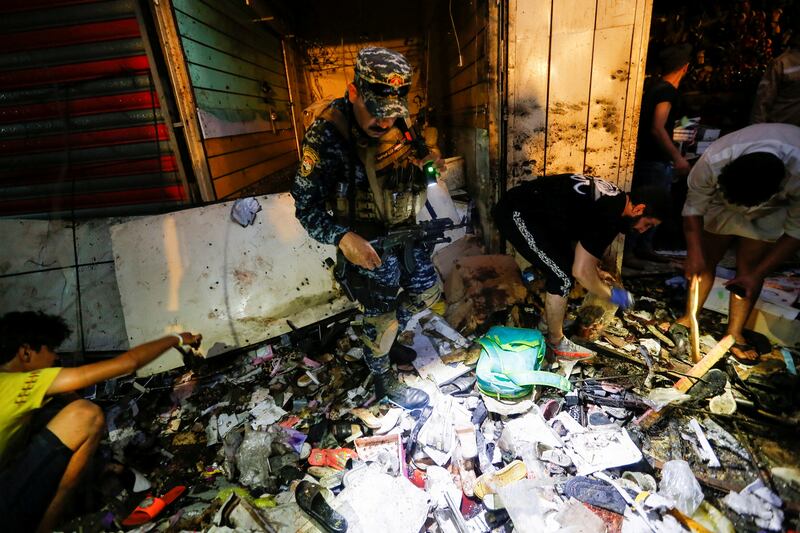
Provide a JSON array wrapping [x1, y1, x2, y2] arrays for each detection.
[[610, 287, 634, 309]]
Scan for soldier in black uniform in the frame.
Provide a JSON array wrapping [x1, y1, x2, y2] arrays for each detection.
[[291, 47, 442, 410]]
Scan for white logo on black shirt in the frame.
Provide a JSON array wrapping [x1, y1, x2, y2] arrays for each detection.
[[570, 174, 622, 199]]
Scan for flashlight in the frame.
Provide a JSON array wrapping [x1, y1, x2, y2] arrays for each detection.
[[423, 160, 439, 187], [396, 117, 439, 187]]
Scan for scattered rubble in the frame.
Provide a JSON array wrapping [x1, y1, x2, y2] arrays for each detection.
[[60, 266, 800, 532]]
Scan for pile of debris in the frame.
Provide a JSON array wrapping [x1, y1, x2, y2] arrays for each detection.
[[61, 268, 800, 532]]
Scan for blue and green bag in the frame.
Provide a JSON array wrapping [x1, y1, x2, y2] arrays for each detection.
[[476, 326, 572, 399]]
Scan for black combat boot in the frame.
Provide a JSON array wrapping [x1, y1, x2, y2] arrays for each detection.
[[364, 354, 429, 410]]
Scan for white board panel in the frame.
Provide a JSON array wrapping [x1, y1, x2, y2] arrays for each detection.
[[110, 193, 355, 375]]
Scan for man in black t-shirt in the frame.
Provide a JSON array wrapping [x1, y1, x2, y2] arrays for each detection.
[[626, 44, 692, 268], [494, 174, 670, 359]]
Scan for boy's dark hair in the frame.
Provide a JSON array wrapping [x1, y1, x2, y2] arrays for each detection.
[[658, 44, 692, 74], [718, 152, 785, 207], [629, 186, 671, 221], [0, 311, 71, 365]]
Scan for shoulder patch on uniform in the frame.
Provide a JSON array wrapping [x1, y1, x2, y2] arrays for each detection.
[[299, 146, 319, 177]]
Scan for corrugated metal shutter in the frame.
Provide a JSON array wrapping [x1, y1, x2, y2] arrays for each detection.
[[0, 0, 187, 218]]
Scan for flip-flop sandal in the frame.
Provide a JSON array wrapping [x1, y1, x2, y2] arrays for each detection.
[[686, 368, 728, 400], [309, 448, 357, 470], [473, 460, 528, 500], [121, 485, 185, 526], [324, 448, 358, 470], [563, 476, 627, 515], [295, 480, 347, 533], [730, 342, 761, 365], [742, 330, 772, 355]]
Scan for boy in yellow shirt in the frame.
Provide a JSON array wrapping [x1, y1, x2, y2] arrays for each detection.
[[0, 311, 201, 532]]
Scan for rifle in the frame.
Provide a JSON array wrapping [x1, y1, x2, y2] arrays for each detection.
[[333, 217, 467, 301], [373, 217, 467, 273]]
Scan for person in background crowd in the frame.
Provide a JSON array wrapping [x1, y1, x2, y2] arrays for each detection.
[[751, 32, 800, 126], [625, 44, 693, 269]]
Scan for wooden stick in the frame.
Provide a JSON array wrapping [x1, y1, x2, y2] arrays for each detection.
[[689, 275, 701, 363], [636, 334, 735, 430]]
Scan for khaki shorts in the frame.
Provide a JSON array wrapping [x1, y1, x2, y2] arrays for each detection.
[[703, 204, 787, 242]]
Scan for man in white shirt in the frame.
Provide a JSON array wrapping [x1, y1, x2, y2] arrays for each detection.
[[673, 123, 800, 363]]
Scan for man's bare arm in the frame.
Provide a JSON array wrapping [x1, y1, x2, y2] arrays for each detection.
[[651, 101, 689, 175], [572, 242, 612, 300]]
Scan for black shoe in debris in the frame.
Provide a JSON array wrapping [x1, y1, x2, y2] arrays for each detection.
[[389, 341, 417, 364], [364, 354, 429, 410], [295, 480, 347, 533], [687, 368, 728, 401]]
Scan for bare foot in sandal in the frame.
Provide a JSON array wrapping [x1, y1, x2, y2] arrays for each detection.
[[730, 341, 760, 365]]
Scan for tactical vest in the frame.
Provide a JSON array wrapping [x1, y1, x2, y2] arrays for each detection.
[[317, 105, 427, 237]]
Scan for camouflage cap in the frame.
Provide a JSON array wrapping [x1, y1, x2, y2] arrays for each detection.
[[354, 47, 412, 119]]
